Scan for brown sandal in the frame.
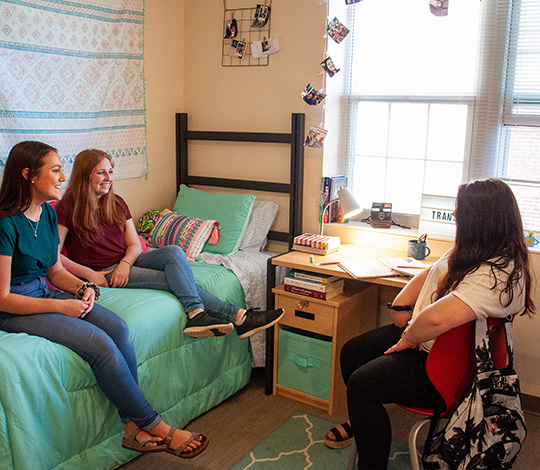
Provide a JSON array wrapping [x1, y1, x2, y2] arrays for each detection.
[[163, 426, 209, 459], [325, 422, 353, 449], [122, 427, 167, 453]]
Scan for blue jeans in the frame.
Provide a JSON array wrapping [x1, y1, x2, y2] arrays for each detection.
[[108, 245, 239, 322], [0, 277, 161, 431]]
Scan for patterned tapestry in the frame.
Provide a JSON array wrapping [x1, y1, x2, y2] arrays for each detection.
[[0, 0, 147, 181]]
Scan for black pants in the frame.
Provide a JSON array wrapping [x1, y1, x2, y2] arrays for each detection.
[[341, 324, 443, 470]]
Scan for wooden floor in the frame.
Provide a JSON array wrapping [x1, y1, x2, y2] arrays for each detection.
[[119, 368, 540, 470]]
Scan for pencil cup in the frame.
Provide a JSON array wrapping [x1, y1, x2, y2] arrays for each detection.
[[408, 240, 431, 260]]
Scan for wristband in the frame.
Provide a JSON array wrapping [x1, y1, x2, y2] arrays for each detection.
[[76, 282, 100, 300], [387, 302, 413, 312], [120, 259, 132, 266]]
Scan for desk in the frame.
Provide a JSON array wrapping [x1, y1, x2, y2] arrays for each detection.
[[265, 245, 422, 411]]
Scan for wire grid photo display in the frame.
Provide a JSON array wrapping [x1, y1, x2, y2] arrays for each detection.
[[222, 7, 270, 67]]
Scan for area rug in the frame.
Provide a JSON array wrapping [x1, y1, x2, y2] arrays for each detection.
[[231, 412, 413, 470]]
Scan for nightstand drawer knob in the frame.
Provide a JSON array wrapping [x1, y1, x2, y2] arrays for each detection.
[[296, 300, 309, 309]]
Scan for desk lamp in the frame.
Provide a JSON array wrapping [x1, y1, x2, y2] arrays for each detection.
[[320, 187, 363, 235]]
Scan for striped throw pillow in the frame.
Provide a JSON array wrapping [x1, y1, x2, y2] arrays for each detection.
[[149, 209, 220, 257]]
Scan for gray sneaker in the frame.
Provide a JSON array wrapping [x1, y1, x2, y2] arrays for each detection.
[[184, 312, 234, 338], [235, 308, 285, 339]]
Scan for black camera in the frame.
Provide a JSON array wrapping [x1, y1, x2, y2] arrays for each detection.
[[370, 202, 392, 228]]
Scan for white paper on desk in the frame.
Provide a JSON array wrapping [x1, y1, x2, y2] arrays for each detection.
[[379, 257, 430, 277], [337, 259, 396, 279]]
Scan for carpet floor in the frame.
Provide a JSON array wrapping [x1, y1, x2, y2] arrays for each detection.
[[231, 412, 412, 470], [119, 368, 540, 469]]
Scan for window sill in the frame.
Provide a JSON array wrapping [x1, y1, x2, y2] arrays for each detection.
[[321, 221, 455, 259]]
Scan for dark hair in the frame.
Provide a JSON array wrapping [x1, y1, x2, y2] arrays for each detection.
[[435, 178, 535, 316], [0, 141, 58, 217]]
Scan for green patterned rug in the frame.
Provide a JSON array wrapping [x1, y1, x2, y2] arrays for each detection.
[[232, 412, 412, 469]]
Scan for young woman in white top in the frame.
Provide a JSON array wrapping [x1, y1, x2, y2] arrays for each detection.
[[325, 178, 535, 470]]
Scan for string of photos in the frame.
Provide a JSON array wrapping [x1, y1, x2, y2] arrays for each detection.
[[303, 0, 450, 149], [222, 1, 279, 67]]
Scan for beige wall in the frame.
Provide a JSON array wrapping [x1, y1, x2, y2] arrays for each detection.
[[182, 0, 327, 236], [126, 0, 540, 398], [113, 0, 185, 221]]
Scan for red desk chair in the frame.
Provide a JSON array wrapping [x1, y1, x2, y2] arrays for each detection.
[[347, 318, 508, 470]]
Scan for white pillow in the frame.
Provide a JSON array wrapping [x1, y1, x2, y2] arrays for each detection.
[[239, 199, 279, 252]]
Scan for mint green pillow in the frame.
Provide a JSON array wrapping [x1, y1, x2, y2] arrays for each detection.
[[173, 185, 255, 255]]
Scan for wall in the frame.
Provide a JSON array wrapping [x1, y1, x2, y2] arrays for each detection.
[[121, 0, 540, 399], [182, 0, 328, 236], [113, 0, 185, 221]]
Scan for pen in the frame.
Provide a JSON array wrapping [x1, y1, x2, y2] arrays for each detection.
[[397, 265, 427, 269], [316, 261, 341, 266]]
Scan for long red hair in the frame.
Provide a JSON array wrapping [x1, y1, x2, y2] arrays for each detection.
[[58, 149, 126, 246]]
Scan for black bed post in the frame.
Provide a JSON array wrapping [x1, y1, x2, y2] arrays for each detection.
[[176, 113, 189, 193], [289, 113, 305, 248]]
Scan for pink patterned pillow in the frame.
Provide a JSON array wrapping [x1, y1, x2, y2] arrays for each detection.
[[148, 209, 220, 257]]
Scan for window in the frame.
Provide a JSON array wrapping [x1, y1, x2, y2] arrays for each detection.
[[326, 0, 540, 232], [497, 0, 540, 231]]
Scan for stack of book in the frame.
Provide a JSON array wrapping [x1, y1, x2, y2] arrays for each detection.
[[284, 269, 345, 300], [292, 233, 340, 255]]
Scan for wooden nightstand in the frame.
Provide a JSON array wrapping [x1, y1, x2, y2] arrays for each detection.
[[272, 282, 378, 414]]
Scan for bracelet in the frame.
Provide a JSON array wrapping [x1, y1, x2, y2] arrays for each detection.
[[76, 282, 100, 300], [387, 302, 413, 312], [120, 259, 132, 266]]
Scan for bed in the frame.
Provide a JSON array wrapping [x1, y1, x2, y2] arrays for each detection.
[[0, 113, 304, 470]]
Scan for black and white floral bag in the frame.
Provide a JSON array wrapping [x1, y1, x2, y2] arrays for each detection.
[[422, 317, 527, 470]]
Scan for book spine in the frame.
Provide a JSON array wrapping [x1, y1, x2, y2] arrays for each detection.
[[329, 176, 348, 223], [284, 277, 343, 292], [292, 244, 339, 255], [319, 177, 331, 223], [284, 284, 327, 300], [284, 284, 343, 300], [289, 271, 336, 284]]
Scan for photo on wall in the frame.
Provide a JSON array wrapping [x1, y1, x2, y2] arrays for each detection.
[[301, 83, 327, 106], [321, 56, 340, 77], [229, 39, 247, 59], [224, 17, 238, 38], [327, 17, 350, 44], [252, 36, 279, 58], [252, 4, 271, 27], [304, 126, 328, 148]]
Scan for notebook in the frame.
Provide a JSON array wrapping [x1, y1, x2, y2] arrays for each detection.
[[337, 259, 396, 279]]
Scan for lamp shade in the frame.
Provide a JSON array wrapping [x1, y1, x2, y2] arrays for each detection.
[[338, 187, 363, 220]]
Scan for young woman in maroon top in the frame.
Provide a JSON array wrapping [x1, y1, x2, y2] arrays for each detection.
[[55, 149, 284, 339]]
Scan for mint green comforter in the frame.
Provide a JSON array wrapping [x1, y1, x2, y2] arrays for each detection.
[[0, 262, 252, 470]]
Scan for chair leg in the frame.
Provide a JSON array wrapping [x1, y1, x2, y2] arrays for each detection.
[[347, 439, 357, 470], [408, 418, 431, 470]]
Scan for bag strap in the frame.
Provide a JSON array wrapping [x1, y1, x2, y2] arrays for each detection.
[[474, 316, 514, 373]]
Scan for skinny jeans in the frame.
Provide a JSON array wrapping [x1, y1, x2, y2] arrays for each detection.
[[341, 323, 443, 470], [106, 245, 239, 322], [0, 277, 161, 431]]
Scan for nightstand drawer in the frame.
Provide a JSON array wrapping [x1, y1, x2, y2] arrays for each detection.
[[275, 293, 334, 337]]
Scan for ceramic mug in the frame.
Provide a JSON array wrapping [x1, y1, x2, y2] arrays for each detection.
[[525, 236, 539, 247], [408, 240, 431, 260]]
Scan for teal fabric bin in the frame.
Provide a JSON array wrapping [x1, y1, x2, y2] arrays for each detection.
[[277, 327, 332, 400]]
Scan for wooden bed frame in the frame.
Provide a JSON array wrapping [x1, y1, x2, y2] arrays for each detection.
[[175, 112, 305, 249], [175, 112, 305, 394]]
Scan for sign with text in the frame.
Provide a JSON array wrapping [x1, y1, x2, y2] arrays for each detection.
[[419, 194, 456, 239]]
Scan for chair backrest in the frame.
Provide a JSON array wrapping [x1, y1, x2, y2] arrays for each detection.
[[426, 317, 508, 417]]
